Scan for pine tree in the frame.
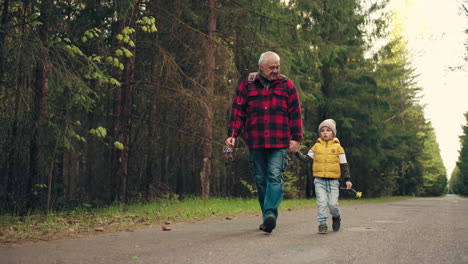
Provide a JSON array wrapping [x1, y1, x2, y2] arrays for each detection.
[[455, 112, 468, 195]]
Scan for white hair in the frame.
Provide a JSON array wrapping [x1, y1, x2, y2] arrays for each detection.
[[258, 51, 280, 65]]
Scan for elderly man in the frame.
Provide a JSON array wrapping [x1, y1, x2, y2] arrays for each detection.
[[226, 51, 303, 233]]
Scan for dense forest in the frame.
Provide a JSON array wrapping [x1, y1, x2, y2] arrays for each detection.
[[0, 0, 451, 214], [448, 112, 468, 196], [447, 1, 468, 198]]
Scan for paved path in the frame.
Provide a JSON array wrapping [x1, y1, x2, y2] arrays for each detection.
[[1, 195, 467, 264]]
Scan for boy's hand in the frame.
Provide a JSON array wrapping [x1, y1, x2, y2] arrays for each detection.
[[345, 181, 353, 190]]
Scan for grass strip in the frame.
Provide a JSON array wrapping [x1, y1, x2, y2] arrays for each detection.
[[0, 196, 412, 244]]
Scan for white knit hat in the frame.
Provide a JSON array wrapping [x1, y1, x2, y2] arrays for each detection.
[[318, 119, 337, 136]]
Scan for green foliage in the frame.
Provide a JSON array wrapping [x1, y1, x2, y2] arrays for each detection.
[[416, 125, 447, 196], [113, 141, 124, 150], [240, 180, 257, 196], [448, 167, 465, 194], [137, 16, 158, 32], [82, 28, 102, 42], [0, 0, 451, 213], [451, 112, 468, 195], [89, 126, 107, 138], [283, 171, 300, 199]]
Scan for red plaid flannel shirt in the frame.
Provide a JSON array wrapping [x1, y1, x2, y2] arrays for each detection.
[[228, 74, 302, 149]]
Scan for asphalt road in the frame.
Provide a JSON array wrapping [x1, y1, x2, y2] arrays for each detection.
[[1, 195, 467, 264]]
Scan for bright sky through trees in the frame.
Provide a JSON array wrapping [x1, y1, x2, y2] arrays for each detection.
[[390, 0, 468, 175]]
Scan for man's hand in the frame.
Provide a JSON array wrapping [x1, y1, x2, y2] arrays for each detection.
[[346, 181, 353, 190], [226, 137, 236, 148], [288, 140, 300, 153]]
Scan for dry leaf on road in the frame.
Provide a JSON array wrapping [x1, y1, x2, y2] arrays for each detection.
[[161, 225, 172, 231]]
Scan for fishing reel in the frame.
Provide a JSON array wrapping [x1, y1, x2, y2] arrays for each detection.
[[223, 146, 235, 161]]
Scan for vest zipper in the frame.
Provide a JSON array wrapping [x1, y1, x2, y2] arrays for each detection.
[[325, 141, 328, 177]]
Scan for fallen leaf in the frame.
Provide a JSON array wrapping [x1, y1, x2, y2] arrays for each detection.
[[225, 217, 233, 220], [161, 225, 172, 231], [164, 220, 171, 225], [94, 227, 104, 232], [143, 222, 151, 225]]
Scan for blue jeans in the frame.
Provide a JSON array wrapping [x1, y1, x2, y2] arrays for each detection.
[[314, 177, 341, 224], [248, 148, 288, 220]]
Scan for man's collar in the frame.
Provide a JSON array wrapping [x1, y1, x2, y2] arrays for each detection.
[[258, 71, 270, 82]]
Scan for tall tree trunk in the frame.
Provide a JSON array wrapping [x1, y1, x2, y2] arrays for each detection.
[[63, 149, 80, 200], [112, 1, 138, 203], [4, 69, 21, 212], [0, 0, 12, 199], [146, 0, 161, 200], [200, 0, 216, 199], [0, 0, 10, 87], [112, 30, 123, 202], [28, 0, 51, 209]]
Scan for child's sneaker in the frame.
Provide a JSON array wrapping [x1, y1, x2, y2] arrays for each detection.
[[332, 217, 341, 232], [318, 224, 327, 234]]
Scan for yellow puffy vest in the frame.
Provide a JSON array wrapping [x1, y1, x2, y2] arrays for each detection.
[[311, 138, 345, 179]]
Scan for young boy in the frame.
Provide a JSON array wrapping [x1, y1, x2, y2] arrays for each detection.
[[295, 119, 352, 234]]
